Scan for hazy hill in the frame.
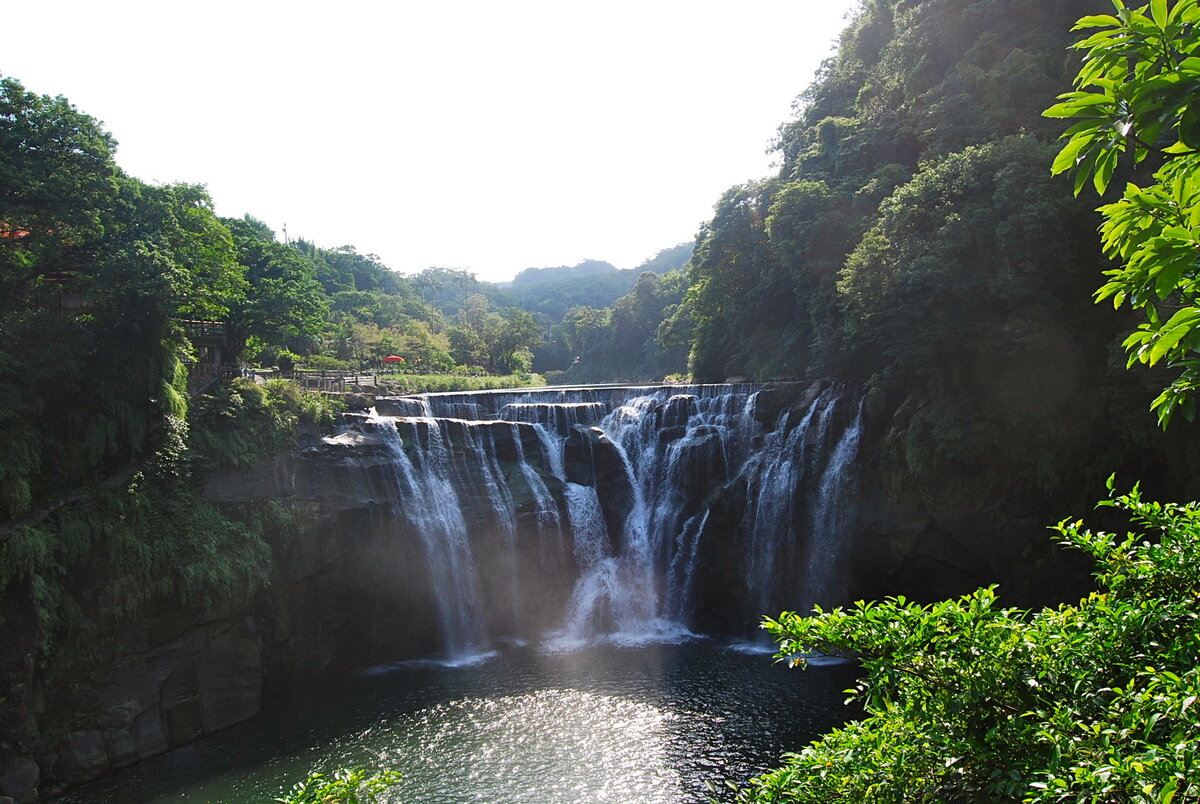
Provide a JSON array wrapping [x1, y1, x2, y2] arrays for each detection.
[[499, 245, 692, 323]]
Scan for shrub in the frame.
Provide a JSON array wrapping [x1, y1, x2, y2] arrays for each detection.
[[275, 768, 401, 804], [737, 481, 1200, 803]]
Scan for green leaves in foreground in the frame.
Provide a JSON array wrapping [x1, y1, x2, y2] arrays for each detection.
[[1047, 0, 1200, 427], [738, 482, 1200, 803], [275, 768, 402, 804]]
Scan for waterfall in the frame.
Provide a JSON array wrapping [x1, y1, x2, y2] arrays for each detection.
[[355, 383, 864, 655], [379, 419, 486, 659], [665, 509, 709, 623], [508, 423, 563, 538], [799, 398, 865, 612], [740, 394, 825, 622], [547, 482, 615, 651]]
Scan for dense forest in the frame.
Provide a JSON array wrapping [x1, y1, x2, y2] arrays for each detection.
[[656, 0, 1200, 528], [9, 0, 1190, 580]]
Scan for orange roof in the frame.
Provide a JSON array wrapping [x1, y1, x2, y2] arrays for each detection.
[[0, 223, 31, 239]]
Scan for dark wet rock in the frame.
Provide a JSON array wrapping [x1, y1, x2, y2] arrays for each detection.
[[781, 382, 828, 428], [340, 392, 375, 411], [0, 758, 38, 804], [750, 382, 818, 427], [562, 427, 632, 544], [665, 426, 728, 492], [563, 427, 622, 488], [659, 394, 697, 429], [373, 396, 428, 417]]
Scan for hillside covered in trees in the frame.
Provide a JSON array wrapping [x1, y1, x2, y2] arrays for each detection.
[[732, 0, 1200, 799], [11, 0, 1193, 503], [534, 1, 1160, 398]]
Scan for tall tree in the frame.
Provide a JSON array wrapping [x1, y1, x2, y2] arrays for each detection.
[[0, 77, 243, 523], [221, 216, 329, 364]]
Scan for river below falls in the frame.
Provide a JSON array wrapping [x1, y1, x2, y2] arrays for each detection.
[[60, 641, 858, 803]]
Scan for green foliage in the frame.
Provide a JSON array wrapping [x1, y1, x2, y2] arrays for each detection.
[[275, 768, 402, 804], [736, 483, 1200, 803], [0, 75, 243, 525], [188, 378, 339, 474], [434, 293, 542, 375], [380, 372, 546, 394], [1, 416, 272, 660], [222, 217, 330, 363], [301, 353, 353, 372], [409, 266, 517, 323], [836, 135, 1111, 499], [1, 377, 330, 662], [551, 268, 692, 383], [507, 258, 638, 322], [683, 0, 1095, 385], [1047, 0, 1200, 426], [687, 180, 793, 381]]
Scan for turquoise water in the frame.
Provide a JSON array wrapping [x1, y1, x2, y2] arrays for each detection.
[[62, 641, 857, 803]]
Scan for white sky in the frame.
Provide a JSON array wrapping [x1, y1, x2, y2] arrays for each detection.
[[4, 1, 858, 283]]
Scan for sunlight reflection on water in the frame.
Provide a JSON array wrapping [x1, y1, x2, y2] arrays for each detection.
[[59, 642, 857, 804], [388, 689, 684, 803]]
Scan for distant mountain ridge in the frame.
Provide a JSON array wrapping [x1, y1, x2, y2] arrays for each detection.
[[496, 244, 693, 322], [510, 259, 618, 288]]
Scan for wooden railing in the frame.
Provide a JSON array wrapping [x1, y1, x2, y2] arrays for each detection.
[[185, 365, 385, 397], [181, 320, 227, 340], [186, 363, 240, 397]]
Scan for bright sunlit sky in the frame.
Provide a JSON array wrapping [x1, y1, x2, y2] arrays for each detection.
[[5, 1, 858, 283]]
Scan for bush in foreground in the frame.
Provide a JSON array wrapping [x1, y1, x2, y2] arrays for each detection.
[[737, 481, 1200, 803], [275, 768, 401, 804]]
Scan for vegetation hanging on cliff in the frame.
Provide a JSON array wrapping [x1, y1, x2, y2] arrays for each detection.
[[0, 379, 336, 661]]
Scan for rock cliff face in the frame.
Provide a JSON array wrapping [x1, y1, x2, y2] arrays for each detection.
[[0, 599, 262, 803], [1, 380, 1148, 801]]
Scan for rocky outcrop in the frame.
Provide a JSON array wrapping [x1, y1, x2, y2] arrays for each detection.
[[0, 613, 262, 803], [0, 757, 38, 804], [563, 426, 631, 545], [63, 624, 258, 771]]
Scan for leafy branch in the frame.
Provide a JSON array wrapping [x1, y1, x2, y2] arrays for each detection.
[[1045, 0, 1200, 427]]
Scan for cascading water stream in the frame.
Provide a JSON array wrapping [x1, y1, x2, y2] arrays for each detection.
[[365, 383, 864, 655], [508, 423, 563, 539], [378, 419, 486, 659], [798, 398, 865, 612], [547, 482, 616, 651], [596, 397, 668, 640], [665, 509, 710, 623], [737, 387, 844, 625]]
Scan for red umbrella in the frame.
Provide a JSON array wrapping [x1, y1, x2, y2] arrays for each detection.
[[381, 355, 406, 362]]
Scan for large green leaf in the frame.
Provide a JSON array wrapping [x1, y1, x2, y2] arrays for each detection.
[[1178, 104, 1200, 149], [1152, 0, 1169, 28]]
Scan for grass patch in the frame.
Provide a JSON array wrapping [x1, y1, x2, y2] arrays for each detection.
[[378, 373, 546, 394]]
